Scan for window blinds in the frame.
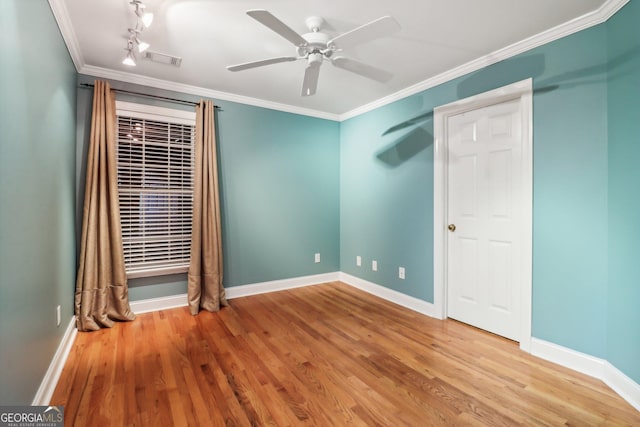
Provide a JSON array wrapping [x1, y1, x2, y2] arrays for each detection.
[[115, 102, 196, 278]]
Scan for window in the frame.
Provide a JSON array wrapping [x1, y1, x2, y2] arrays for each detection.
[[115, 101, 196, 278]]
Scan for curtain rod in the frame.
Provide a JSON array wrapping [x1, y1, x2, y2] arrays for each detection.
[[79, 83, 222, 110]]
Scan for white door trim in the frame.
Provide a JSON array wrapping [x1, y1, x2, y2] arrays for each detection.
[[433, 78, 533, 352]]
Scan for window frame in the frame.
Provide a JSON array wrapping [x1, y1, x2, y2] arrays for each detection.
[[115, 101, 196, 279]]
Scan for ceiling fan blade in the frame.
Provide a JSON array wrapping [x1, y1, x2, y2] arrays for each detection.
[[227, 56, 298, 72], [247, 10, 308, 47], [301, 64, 320, 97], [332, 57, 393, 82], [329, 16, 400, 49]]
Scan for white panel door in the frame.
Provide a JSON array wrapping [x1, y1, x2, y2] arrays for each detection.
[[446, 99, 522, 341]]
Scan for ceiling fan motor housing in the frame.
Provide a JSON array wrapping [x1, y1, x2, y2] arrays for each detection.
[[299, 30, 331, 56]]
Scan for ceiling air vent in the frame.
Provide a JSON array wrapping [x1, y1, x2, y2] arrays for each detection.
[[143, 50, 182, 67]]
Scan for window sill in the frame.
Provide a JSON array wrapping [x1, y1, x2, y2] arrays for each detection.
[[126, 265, 189, 279]]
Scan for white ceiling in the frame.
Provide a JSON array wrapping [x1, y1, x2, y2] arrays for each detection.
[[51, 0, 624, 120]]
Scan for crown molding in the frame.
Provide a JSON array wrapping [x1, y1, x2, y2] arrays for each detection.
[[79, 65, 340, 121], [50, 0, 627, 122], [48, 0, 84, 70], [597, 0, 632, 20], [338, 0, 629, 121]]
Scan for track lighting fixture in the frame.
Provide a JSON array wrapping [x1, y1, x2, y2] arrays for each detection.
[[122, 41, 136, 66], [128, 28, 150, 53], [141, 11, 154, 28], [122, 1, 153, 66], [131, 0, 154, 29], [137, 39, 150, 53]]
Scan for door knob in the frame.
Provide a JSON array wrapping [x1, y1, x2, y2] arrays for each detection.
[[448, 224, 456, 232]]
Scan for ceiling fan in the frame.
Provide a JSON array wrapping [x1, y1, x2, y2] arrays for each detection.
[[227, 10, 401, 96]]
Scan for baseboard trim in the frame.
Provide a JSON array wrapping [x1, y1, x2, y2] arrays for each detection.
[[604, 361, 640, 412], [339, 272, 436, 318], [128, 272, 435, 317], [530, 337, 606, 379], [129, 272, 342, 313], [32, 317, 77, 405], [531, 338, 640, 412], [225, 272, 341, 299], [130, 293, 188, 314]]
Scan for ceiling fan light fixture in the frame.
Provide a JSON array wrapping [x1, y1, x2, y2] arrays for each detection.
[[308, 52, 323, 66]]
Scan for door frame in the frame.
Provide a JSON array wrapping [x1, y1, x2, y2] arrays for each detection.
[[433, 78, 533, 352]]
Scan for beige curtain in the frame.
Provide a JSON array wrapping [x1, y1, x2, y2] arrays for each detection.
[[188, 100, 227, 314], [75, 80, 136, 332]]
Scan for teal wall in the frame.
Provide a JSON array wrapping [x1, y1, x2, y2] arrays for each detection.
[[341, 3, 640, 384], [217, 102, 340, 286], [0, 1, 77, 404], [530, 27, 609, 359], [75, 76, 340, 301], [607, 1, 640, 384], [340, 93, 439, 302], [340, 24, 610, 359]]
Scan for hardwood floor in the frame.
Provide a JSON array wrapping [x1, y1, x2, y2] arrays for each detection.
[[51, 282, 639, 426]]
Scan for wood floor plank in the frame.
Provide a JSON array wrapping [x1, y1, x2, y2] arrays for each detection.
[[51, 282, 640, 426]]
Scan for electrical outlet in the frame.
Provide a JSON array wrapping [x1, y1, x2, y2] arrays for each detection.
[[56, 305, 61, 327], [399, 267, 406, 280], [356, 255, 362, 267], [372, 260, 378, 272], [315, 253, 321, 263]]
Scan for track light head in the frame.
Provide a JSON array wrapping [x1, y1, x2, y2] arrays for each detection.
[[122, 53, 136, 66], [130, 1, 153, 28], [122, 41, 136, 66], [128, 28, 150, 53], [137, 40, 150, 53], [141, 12, 154, 28]]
